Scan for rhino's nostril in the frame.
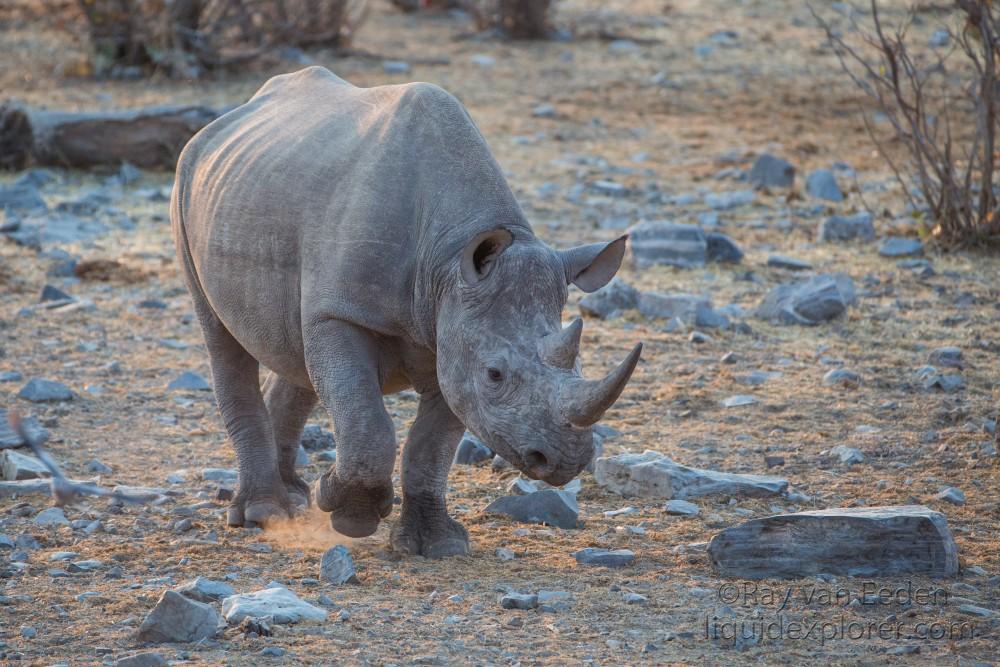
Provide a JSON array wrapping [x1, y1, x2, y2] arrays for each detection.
[[524, 449, 552, 474]]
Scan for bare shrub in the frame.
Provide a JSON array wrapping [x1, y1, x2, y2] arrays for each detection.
[[466, 0, 554, 38], [69, 0, 369, 77], [816, 1, 1000, 247]]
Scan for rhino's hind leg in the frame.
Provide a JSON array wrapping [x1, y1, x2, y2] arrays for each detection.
[[390, 391, 469, 559], [305, 320, 396, 538], [194, 307, 293, 527], [262, 372, 317, 510]]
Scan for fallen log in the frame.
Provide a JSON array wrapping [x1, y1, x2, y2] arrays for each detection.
[[0, 101, 221, 171]]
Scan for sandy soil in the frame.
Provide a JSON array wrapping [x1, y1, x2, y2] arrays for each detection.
[[1, 1, 998, 665]]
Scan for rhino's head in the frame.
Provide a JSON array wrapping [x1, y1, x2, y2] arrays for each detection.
[[436, 228, 642, 486]]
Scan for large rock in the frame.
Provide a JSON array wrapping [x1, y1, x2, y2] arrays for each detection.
[[748, 154, 795, 188], [17, 379, 73, 402], [594, 450, 788, 499], [708, 506, 959, 579], [578, 278, 639, 319], [628, 222, 707, 268], [319, 545, 359, 585], [818, 212, 875, 242], [755, 273, 856, 325], [1, 450, 50, 480], [805, 169, 844, 201], [0, 410, 50, 449], [174, 577, 235, 603], [484, 490, 579, 529], [222, 587, 328, 625], [137, 590, 220, 643]]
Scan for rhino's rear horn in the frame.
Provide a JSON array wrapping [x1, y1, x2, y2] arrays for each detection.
[[538, 318, 583, 369], [560, 342, 642, 427]]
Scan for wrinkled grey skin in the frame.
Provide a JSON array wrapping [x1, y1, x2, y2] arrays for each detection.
[[171, 67, 642, 558]]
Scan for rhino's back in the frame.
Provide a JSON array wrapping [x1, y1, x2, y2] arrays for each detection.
[[174, 67, 489, 380]]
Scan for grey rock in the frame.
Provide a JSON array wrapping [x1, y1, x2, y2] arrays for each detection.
[[928, 347, 962, 368], [500, 592, 538, 610], [929, 28, 950, 48], [18, 378, 73, 402], [590, 181, 631, 198], [34, 507, 70, 527], [624, 592, 648, 605], [924, 373, 965, 393], [934, 487, 965, 506], [532, 103, 556, 118], [295, 445, 308, 466], [748, 154, 795, 188], [705, 189, 755, 210], [818, 212, 875, 242], [755, 273, 856, 325], [595, 450, 788, 499], [453, 433, 492, 465], [222, 587, 327, 624], [1, 450, 50, 481], [40, 284, 73, 303], [708, 505, 959, 579], [721, 394, 757, 408], [805, 169, 844, 201], [578, 278, 639, 319], [201, 468, 237, 483], [823, 368, 860, 388], [86, 459, 113, 474], [382, 60, 411, 74], [484, 490, 579, 529], [572, 548, 635, 568], [319, 545, 359, 585], [828, 445, 865, 464], [879, 237, 924, 257], [767, 255, 812, 271], [166, 372, 211, 392], [0, 183, 47, 213], [628, 221, 706, 268], [137, 590, 220, 643], [20, 625, 37, 638], [665, 499, 700, 516], [299, 424, 335, 450], [705, 233, 743, 263], [637, 292, 710, 321], [174, 577, 236, 603], [689, 331, 712, 344], [0, 370, 23, 383], [115, 652, 167, 667]]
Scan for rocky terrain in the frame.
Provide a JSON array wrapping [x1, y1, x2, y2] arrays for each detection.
[[1, 0, 998, 665]]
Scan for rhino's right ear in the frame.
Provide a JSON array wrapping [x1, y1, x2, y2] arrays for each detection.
[[460, 228, 514, 284], [559, 234, 627, 293]]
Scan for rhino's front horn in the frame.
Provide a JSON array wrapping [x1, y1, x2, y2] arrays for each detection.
[[539, 318, 583, 369], [560, 342, 643, 427]]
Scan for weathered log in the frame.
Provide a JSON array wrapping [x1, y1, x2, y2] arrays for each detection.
[[0, 101, 221, 171], [708, 506, 959, 579]]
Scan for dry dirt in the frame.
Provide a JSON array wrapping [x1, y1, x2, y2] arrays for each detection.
[[1, 1, 998, 665]]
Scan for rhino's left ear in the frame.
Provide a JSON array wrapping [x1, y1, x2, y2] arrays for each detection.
[[558, 234, 627, 293]]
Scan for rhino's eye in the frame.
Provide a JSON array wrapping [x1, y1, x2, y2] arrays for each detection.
[[486, 367, 503, 383]]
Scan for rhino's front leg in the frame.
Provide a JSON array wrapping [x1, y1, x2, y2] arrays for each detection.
[[390, 391, 469, 558], [306, 319, 396, 538]]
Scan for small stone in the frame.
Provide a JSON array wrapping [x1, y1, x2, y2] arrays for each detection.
[[470, 54, 495, 67], [929, 28, 950, 47], [258, 647, 286, 657], [748, 154, 795, 188], [484, 490, 579, 529], [299, 424, 335, 451], [628, 222, 707, 268], [21, 625, 37, 638], [956, 604, 998, 618], [35, 507, 69, 527], [665, 499, 700, 516], [705, 232, 743, 263], [934, 487, 965, 506], [222, 587, 327, 624], [319, 545, 359, 585], [1, 450, 50, 481], [500, 592, 538, 610], [532, 104, 556, 118], [928, 347, 962, 368], [722, 395, 757, 408], [924, 373, 965, 393], [85, 459, 112, 474], [767, 255, 812, 271], [18, 378, 73, 402], [0, 370, 23, 383], [40, 284, 73, 303], [755, 273, 856, 325], [828, 445, 865, 465], [689, 331, 712, 344], [166, 372, 211, 392], [572, 548, 635, 568], [496, 547, 516, 561], [623, 592, 648, 605], [201, 468, 237, 483], [137, 590, 220, 643], [295, 445, 308, 467], [453, 433, 492, 465], [382, 60, 410, 74], [579, 278, 639, 319], [823, 368, 860, 388], [720, 351, 739, 364], [805, 169, 844, 201], [0, 182, 46, 213], [879, 237, 924, 257], [818, 212, 875, 242], [114, 652, 167, 667], [704, 190, 755, 210], [174, 577, 235, 603]]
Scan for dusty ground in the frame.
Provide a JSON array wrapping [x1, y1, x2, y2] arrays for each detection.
[[1, 0, 998, 665]]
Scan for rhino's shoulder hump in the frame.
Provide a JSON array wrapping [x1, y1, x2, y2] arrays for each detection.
[[251, 65, 351, 102]]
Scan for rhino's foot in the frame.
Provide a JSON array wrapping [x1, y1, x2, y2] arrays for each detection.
[[313, 472, 393, 538], [390, 494, 470, 559], [227, 484, 296, 528], [282, 472, 311, 510]]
